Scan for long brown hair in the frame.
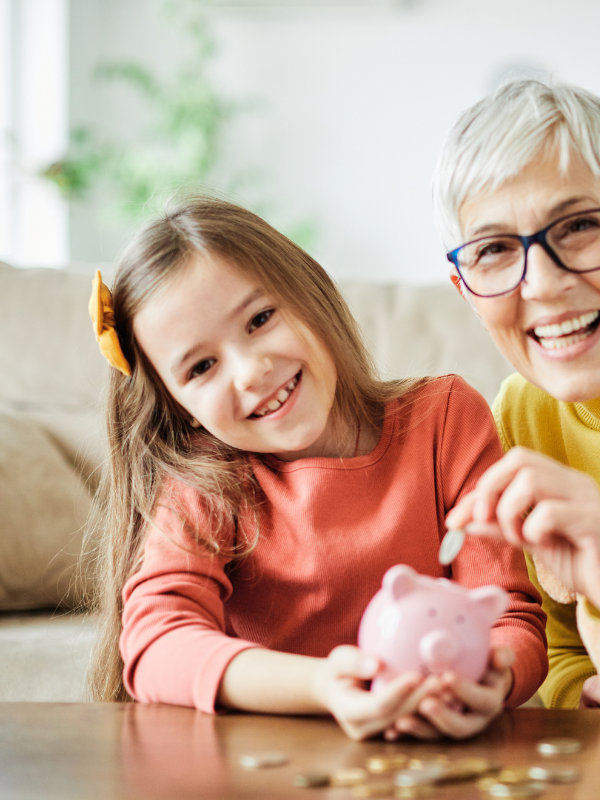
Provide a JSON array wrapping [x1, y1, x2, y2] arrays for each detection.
[[85, 195, 426, 702]]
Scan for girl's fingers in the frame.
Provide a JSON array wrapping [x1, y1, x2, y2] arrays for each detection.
[[439, 672, 506, 716], [394, 713, 442, 741], [329, 645, 380, 680], [418, 695, 487, 739], [366, 672, 427, 719], [489, 646, 515, 672]]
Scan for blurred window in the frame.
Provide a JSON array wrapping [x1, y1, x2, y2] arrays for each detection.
[[0, 0, 68, 268]]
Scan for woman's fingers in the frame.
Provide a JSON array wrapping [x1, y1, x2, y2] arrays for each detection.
[[445, 490, 478, 529], [447, 448, 600, 552]]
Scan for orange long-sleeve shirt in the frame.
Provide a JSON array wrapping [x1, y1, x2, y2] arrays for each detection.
[[121, 376, 547, 712]]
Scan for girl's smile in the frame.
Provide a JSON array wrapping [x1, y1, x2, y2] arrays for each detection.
[[133, 255, 342, 460], [248, 371, 301, 419]]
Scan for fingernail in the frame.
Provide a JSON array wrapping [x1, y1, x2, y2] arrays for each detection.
[[361, 657, 379, 675]]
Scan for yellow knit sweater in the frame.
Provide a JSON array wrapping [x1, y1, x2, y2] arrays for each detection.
[[493, 373, 599, 709]]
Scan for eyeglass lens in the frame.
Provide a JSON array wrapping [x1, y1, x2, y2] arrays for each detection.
[[456, 209, 600, 297]]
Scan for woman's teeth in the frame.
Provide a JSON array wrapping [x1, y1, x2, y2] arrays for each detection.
[[533, 310, 600, 350], [253, 376, 299, 418]]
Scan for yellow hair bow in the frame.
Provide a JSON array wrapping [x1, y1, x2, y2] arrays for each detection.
[[88, 270, 132, 377]]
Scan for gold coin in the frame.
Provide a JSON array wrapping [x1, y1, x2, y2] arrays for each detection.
[[239, 751, 289, 769], [441, 757, 499, 782], [353, 780, 396, 797], [536, 737, 582, 756], [408, 755, 450, 770], [484, 782, 545, 798], [367, 754, 409, 773], [293, 772, 330, 787], [528, 764, 581, 783], [494, 767, 534, 784], [330, 768, 369, 786], [394, 765, 447, 787], [395, 787, 435, 799]]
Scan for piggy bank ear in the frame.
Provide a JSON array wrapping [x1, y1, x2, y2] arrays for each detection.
[[382, 565, 418, 599], [470, 586, 510, 623]]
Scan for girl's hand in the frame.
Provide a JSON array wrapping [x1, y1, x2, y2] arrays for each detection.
[[312, 645, 435, 741], [446, 447, 600, 608], [388, 646, 514, 740]]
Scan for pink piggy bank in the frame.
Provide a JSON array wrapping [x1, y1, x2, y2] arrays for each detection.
[[358, 565, 509, 690]]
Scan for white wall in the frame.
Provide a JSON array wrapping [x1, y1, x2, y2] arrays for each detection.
[[69, 0, 600, 283]]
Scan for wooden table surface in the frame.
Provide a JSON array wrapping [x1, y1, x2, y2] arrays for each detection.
[[0, 704, 599, 799]]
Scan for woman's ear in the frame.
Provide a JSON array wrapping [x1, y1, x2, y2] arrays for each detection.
[[449, 270, 487, 329], [450, 271, 468, 301]]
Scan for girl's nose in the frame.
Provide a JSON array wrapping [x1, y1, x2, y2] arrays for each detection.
[[232, 350, 273, 393], [520, 243, 578, 301]]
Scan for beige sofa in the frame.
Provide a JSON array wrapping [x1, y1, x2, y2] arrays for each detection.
[[0, 261, 513, 702]]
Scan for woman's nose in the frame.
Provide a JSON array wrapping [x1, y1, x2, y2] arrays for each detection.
[[521, 243, 578, 300], [231, 349, 273, 393]]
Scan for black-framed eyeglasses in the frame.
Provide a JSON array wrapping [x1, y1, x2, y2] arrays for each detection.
[[447, 207, 600, 298]]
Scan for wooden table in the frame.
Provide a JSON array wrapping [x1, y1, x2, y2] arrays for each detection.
[[0, 704, 599, 799]]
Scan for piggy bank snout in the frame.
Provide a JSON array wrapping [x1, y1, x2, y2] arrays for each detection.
[[419, 629, 460, 670]]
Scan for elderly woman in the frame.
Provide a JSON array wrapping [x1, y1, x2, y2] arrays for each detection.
[[433, 78, 600, 710]]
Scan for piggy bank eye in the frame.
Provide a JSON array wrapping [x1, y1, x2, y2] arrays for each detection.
[[428, 608, 437, 618], [456, 614, 465, 624]]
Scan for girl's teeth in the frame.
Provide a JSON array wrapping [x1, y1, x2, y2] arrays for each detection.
[[252, 374, 299, 418]]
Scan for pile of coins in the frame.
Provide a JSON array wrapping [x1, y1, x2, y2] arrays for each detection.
[[238, 735, 583, 797]]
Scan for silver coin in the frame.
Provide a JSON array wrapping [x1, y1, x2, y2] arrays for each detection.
[[536, 737, 583, 756], [240, 751, 290, 769], [438, 528, 466, 565], [528, 764, 581, 783], [486, 782, 545, 798]]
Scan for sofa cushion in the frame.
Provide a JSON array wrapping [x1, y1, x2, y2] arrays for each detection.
[[0, 611, 96, 701], [340, 282, 513, 404], [0, 413, 93, 610]]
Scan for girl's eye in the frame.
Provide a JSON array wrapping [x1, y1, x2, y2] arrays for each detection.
[[189, 358, 216, 380], [249, 308, 275, 333]]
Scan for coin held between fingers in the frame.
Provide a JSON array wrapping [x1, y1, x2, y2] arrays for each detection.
[[438, 528, 466, 565]]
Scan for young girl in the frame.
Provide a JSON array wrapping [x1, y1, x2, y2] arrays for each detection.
[[87, 196, 547, 741]]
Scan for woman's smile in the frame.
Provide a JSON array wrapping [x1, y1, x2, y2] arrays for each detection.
[[528, 309, 600, 356]]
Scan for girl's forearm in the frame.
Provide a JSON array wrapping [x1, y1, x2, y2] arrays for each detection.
[[216, 648, 327, 715]]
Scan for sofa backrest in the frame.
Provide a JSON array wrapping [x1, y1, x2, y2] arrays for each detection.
[[0, 262, 513, 486]]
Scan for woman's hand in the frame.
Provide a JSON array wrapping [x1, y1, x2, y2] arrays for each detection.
[[580, 675, 600, 708], [386, 646, 514, 740], [312, 645, 436, 741], [446, 448, 600, 608]]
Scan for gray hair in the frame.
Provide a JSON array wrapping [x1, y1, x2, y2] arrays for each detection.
[[432, 79, 600, 251]]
